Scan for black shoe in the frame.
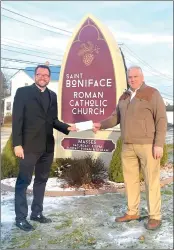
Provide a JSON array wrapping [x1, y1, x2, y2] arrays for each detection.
[[30, 214, 52, 223], [16, 219, 35, 232]]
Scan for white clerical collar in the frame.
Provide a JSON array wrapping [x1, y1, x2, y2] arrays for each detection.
[[35, 84, 46, 92]]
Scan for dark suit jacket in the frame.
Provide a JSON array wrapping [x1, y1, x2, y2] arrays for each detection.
[[12, 83, 70, 153]]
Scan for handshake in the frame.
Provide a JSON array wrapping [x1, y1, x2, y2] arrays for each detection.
[[68, 120, 102, 133]]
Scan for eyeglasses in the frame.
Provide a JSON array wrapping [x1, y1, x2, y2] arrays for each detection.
[[36, 74, 50, 78]]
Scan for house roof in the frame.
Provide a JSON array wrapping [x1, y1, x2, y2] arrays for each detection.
[[24, 65, 61, 81]]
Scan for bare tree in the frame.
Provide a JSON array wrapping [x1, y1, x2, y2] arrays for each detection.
[[1, 71, 10, 99], [1, 61, 12, 95], [1, 69, 11, 117]]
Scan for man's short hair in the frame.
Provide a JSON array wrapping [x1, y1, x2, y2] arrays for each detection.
[[35, 65, 51, 76], [127, 66, 143, 75]]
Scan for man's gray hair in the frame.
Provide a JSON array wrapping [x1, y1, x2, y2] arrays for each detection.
[[127, 66, 143, 75]]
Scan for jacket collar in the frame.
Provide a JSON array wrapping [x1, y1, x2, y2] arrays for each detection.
[[126, 82, 147, 94], [137, 82, 147, 91]]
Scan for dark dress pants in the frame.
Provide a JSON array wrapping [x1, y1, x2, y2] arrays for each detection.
[[15, 152, 54, 221]]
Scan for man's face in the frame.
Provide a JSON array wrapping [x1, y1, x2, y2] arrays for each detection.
[[35, 68, 50, 88], [128, 68, 144, 90]]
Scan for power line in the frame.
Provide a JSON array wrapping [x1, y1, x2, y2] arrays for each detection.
[[1, 66, 34, 71], [1, 57, 57, 66], [2, 37, 64, 53], [123, 44, 173, 80], [125, 57, 173, 96], [2, 7, 173, 82], [160, 94, 173, 99], [1, 48, 62, 62], [1, 44, 63, 57], [2, 8, 172, 96], [1, 66, 60, 74], [123, 44, 173, 79], [2, 44, 172, 88], [124, 53, 173, 82], [2, 14, 71, 36], [2, 7, 72, 34], [124, 50, 173, 82], [149, 82, 173, 97], [2, 37, 122, 52]]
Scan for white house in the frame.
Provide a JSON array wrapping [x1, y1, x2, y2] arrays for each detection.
[[3, 65, 61, 116]]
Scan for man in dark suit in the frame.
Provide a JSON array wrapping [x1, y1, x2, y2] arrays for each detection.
[[12, 65, 76, 231]]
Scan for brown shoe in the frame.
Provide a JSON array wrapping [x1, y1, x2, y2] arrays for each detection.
[[144, 219, 162, 230], [115, 213, 140, 222]]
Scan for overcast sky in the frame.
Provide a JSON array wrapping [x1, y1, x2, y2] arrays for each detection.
[[1, 1, 173, 101]]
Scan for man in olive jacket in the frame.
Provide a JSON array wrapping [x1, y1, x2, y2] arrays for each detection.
[[93, 66, 167, 230]]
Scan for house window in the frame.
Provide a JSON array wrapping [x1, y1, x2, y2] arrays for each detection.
[[25, 83, 28, 86], [6, 102, 11, 111]]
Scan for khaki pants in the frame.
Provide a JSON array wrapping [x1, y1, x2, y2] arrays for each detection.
[[121, 144, 161, 220]]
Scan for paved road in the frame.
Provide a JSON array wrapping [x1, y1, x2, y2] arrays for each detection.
[[1, 127, 12, 152]]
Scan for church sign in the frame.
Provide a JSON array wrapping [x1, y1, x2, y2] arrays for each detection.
[[57, 14, 127, 159], [60, 17, 117, 123]]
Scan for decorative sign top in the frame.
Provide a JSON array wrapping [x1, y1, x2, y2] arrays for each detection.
[[59, 15, 127, 124]]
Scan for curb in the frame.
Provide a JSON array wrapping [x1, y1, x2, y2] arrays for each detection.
[[1, 177, 173, 197]]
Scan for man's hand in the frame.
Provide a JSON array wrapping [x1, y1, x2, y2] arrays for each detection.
[[14, 145, 24, 159], [153, 146, 163, 159], [67, 124, 78, 132], [93, 122, 101, 133]]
